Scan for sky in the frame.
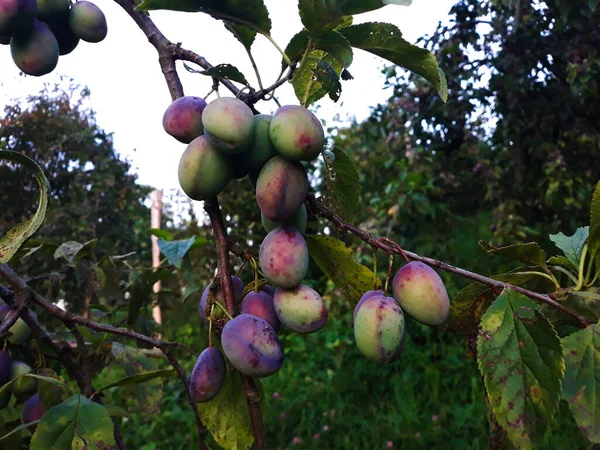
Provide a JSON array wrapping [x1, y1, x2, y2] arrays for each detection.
[[0, 0, 456, 195]]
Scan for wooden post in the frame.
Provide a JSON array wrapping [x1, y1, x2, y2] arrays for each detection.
[[151, 190, 163, 332]]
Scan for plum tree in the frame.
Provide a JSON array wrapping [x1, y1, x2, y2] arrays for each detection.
[[259, 225, 308, 288], [198, 276, 244, 325], [9, 361, 36, 396], [178, 135, 233, 200], [261, 204, 307, 234], [354, 295, 405, 363], [0, 0, 37, 37], [189, 347, 226, 403], [353, 290, 385, 321], [68, 1, 107, 43], [36, 0, 69, 24], [240, 291, 279, 329], [162, 96, 207, 144], [221, 314, 283, 377], [255, 156, 309, 222], [392, 261, 450, 326], [10, 20, 59, 76], [202, 97, 254, 154], [269, 105, 325, 161], [273, 284, 328, 334], [22, 393, 45, 432], [0, 350, 11, 386]]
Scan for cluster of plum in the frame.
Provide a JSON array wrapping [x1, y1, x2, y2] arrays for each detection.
[[0, 306, 46, 430], [0, 0, 107, 77]]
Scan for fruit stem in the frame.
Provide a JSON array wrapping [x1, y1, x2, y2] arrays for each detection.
[[214, 301, 234, 320], [208, 305, 214, 348], [372, 247, 378, 290], [384, 254, 394, 296]]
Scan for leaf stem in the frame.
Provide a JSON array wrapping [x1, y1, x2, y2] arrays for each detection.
[[263, 33, 292, 67], [574, 244, 588, 291], [550, 266, 579, 285], [516, 271, 560, 290]]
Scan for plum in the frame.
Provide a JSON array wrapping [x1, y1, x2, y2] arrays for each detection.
[[22, 393, 45, 432], [255, 156, 309, 222], [261, 204, 307, 235], [246, 114, 277, 172], [36, 0, 69, 24], [178, 135, 232, 200], [189, 347, 226, 403], [221, 314, 283, 377], [198, 276, 244, 325], [259, 284, 275, 297], [10, 361, 36, 396], [0, 0, 37, 37], [259, 226, 308, 289], [353, 290, 385, 322], [0, 304, 34, 344], [162, 96, 207, 144], [48, 19, 79, 55], [68, 1, 106, 43], [392, 261, 450, 326], [354, 295, 405, 363], [274, 284, 327, 334], [269, 105, 325, 161], [202, 97, 254, 154], [10, 20, 59, 76], [240, 291, 279, 329], [0, 351, 11, 386]]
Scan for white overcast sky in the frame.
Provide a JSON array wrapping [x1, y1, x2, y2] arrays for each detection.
[[0, 1, 455, 192]]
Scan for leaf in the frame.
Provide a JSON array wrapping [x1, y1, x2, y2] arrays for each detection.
[[54, 241, 83, 263], [127, 268, 172, 326], [313, 59, 342, 101], [323, 147, 360, 218], [197, 372, 254, 450], [548, 255, 578, 273], [157, 236, 196, 268], [479, 241, 548, 270], [562, 289, 600, 323], [561, 324, 600, 443], [314, 31, 353, 68], [103, 405, 130, 418], [305, 234, 381, 304], [93, 369, 176, 397], [550, 227, 589, 268], [339, 22, 448, 101], [477, 289, 564, 450], [0, 151, 50, 264], [74, 239, 98, 261], [589, 182, 600, 259], [200, 64, 251, 87], [149, 228, 172, 241], [30, 395, 115, 450], [283, 30, 310, 69], [292, 52, 342, 106], [0, 421, 39, 441], [224, 22, 257, 50]]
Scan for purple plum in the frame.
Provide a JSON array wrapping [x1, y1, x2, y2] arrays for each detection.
[[23, 393, 45, 432], [189, 347, 226, 403], [162, 96, 207, 144], [198, 276, 244, 325], [269, 105, 325, 161], [353, 290, 385, 322], [240, 291, 279, 329], [259, 226, 308, 288]]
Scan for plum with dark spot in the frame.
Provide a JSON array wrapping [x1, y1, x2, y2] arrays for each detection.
[[202, 97, 254, 154], [274, 284, 327, 334], [198, 276, 244, 325], [0, 0, 37, 37], [269, 105, 325, 161], [10, 20, 58, 76], [354, 295, 405, 363], [69, 1, 107, 43], [178, 135, 232, 200], [240, 291, 279, 329], [255, 156, 308, 222], [353, 290, 384, 322], [221, 314, 283, 377], [23, 393, 45, 432], [162, 96, 207, 144], [0, 350, 11, 386], [189, 347, 226, 403], [10, 361, 37, 396], [261, 204, 307, 234], [259, 226, 308, 288], [392, 261, 450, 326]]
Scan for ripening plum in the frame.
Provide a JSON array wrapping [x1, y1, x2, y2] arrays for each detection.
[[198, 276, 244, 325], [240, 291, 279, 329], [259, 226, 308, 289], [353, 290, 384, 321], [246, 114, 277, 172], [274, 284, 327, 334], [0, 0, 37, 37], [269, 105, 325, 161], [49, 20, 79, 55], [68, 1, 107, 43], [10, 20, 59, 76], [255, 156, 309, 222], [0, 350, 11, 386], [23, 393, 45, 432], [178, 135, 233, 200], [260, 284, 275, 297], [354, 295, 405, 363], [36, 0, 69, 24], [202, 97, 254, 154], [392, 261, 450, 326], [221, 314, 283, 377], [10, 361, 36, 396], [261, 204, 307, 235], [189, 347, 226, 403], [162, 96, 207, 144]]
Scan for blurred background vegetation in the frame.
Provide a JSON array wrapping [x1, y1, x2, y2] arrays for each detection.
[[1, 0, 599, 449]]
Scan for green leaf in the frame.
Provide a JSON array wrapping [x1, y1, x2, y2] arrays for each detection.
[[93, 369, 176, 397], [283, 30, 310, 69], [479, 241, 548, 270], [126, 268, 172, 326], [157, 237, 196, 268], [313, 59, 342, 101], [103, 405, 130, 418], [305, 234, 381, 304], [548, 255, 578, 273], [324, 147, 361, 218], [292, 52, 342, 106], [200, 64, 251, 87], [0, 151, 50, 264], [314, 30, 353, 68], [589, 182, 600, 259], [339, 22, 448, 101], [550, 227, 589, 268], [0, 421, 39, 441], [74, 239, 98, 261], [562, 289, 600, 323], [562, 324, 600, 443], [54, 241, 83, 263], [477, 289, 564, 450], [197, 372, 254, 450], [224, 22, 257, 50], [149, 228, 172, 241], [30, 395, 115, 450]]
